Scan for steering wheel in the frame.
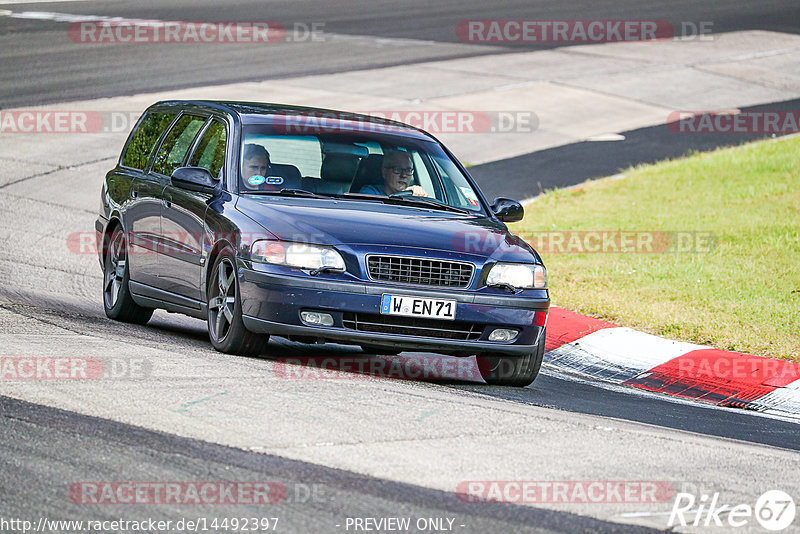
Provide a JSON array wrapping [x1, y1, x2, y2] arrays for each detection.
[[389, 189, 414, 197]]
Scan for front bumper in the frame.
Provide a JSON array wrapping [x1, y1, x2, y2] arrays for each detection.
[[239, 265, 549, 356]]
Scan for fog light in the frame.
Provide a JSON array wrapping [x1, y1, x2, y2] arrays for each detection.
[[300, 311, 334, 327], [488, 328, 518, 342]]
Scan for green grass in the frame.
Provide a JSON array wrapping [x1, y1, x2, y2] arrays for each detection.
[[510, 136, 800, 362]]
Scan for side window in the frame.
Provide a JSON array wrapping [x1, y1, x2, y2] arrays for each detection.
[[120, 111, 177, 170], [189, 119, 227, 178], [153, 114, 206, 176], [431, 156, 481, 211]]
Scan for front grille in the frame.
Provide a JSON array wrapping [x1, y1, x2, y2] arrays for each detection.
[[342, 312, 483, 341], [366, 255, 474, 288]]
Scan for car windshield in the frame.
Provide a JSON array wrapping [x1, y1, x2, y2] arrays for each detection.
[[238, 122, 485, 214]]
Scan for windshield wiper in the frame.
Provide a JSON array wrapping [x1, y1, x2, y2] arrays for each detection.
[[384, 195, 472, 214], [246, 188, 328, 198], [340, 193, 471, 214]]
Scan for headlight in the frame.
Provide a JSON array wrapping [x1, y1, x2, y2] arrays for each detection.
[[251, 240, 345, 271], [486, 263, 547, 289]]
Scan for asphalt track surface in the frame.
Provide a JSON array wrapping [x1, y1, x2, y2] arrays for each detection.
[[1, 0, 799, 108], [0, 396, 658, 534], [470, 97, 800, 200], [2, 1, 800, 533]]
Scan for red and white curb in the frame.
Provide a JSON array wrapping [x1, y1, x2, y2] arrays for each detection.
[[543, 306, 800, 422]]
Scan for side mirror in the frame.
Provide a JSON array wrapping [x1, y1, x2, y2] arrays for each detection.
[[491, 197, 524, 222], [171, 167, 218, 194]]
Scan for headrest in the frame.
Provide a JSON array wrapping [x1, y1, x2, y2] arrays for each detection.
[[242, 163, 301, 191], [269, 163, 301, 181], [354, 154, 383, 183], [321, 154, 360, 183]]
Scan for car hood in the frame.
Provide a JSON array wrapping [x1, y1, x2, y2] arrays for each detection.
[[236, 196, 541, 262]]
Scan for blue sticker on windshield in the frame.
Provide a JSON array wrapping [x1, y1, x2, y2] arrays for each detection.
[[266, 176, 284, 185], [248, 175, 265, 186]]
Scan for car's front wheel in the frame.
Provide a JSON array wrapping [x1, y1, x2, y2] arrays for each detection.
[[207, 251, 269, 355], [103, 227, 153, 324], [478, 328, 546, 387]]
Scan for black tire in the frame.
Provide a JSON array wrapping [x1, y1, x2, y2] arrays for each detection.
[[103, 227, 154, 324], [207, 251, 269, 355], [478, 327, 546, 387]]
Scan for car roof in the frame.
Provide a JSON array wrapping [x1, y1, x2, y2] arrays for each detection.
[[150, 100, 438, 142]]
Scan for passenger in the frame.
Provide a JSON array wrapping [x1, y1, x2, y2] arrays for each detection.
[[360, 150, 428, 197], [242, 144, 270, 181]]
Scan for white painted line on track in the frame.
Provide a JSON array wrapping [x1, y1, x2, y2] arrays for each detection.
[[1, 10, 150, 22], [585, 133, 626, 141]]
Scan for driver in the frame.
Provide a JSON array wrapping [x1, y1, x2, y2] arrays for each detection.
[[360, 150, 428, 197]]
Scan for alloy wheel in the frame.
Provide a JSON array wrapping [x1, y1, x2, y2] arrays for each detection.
[[209, 258, 236, 342], [104, 231, 126, 309]]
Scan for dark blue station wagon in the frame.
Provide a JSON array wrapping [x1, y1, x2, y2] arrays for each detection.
[[96, 101, 550, 386]]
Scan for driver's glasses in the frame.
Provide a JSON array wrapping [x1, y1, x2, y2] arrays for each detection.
[[385, 166, 414, 175]]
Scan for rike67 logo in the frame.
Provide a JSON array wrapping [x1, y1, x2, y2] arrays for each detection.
[[669, 490, 796, 531]]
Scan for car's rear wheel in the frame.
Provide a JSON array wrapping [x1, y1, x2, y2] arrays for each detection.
[[103, 227, 153, 324], [478, 328, 546, 387], [207, 251, 269, 355]]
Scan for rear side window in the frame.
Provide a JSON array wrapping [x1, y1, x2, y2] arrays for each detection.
[[120, 111, 176, 170], [153, 114, 206, 176], [189, 119, 227, 178]]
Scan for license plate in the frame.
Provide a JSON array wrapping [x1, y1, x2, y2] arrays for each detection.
[[380, 294, 456, 320]]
